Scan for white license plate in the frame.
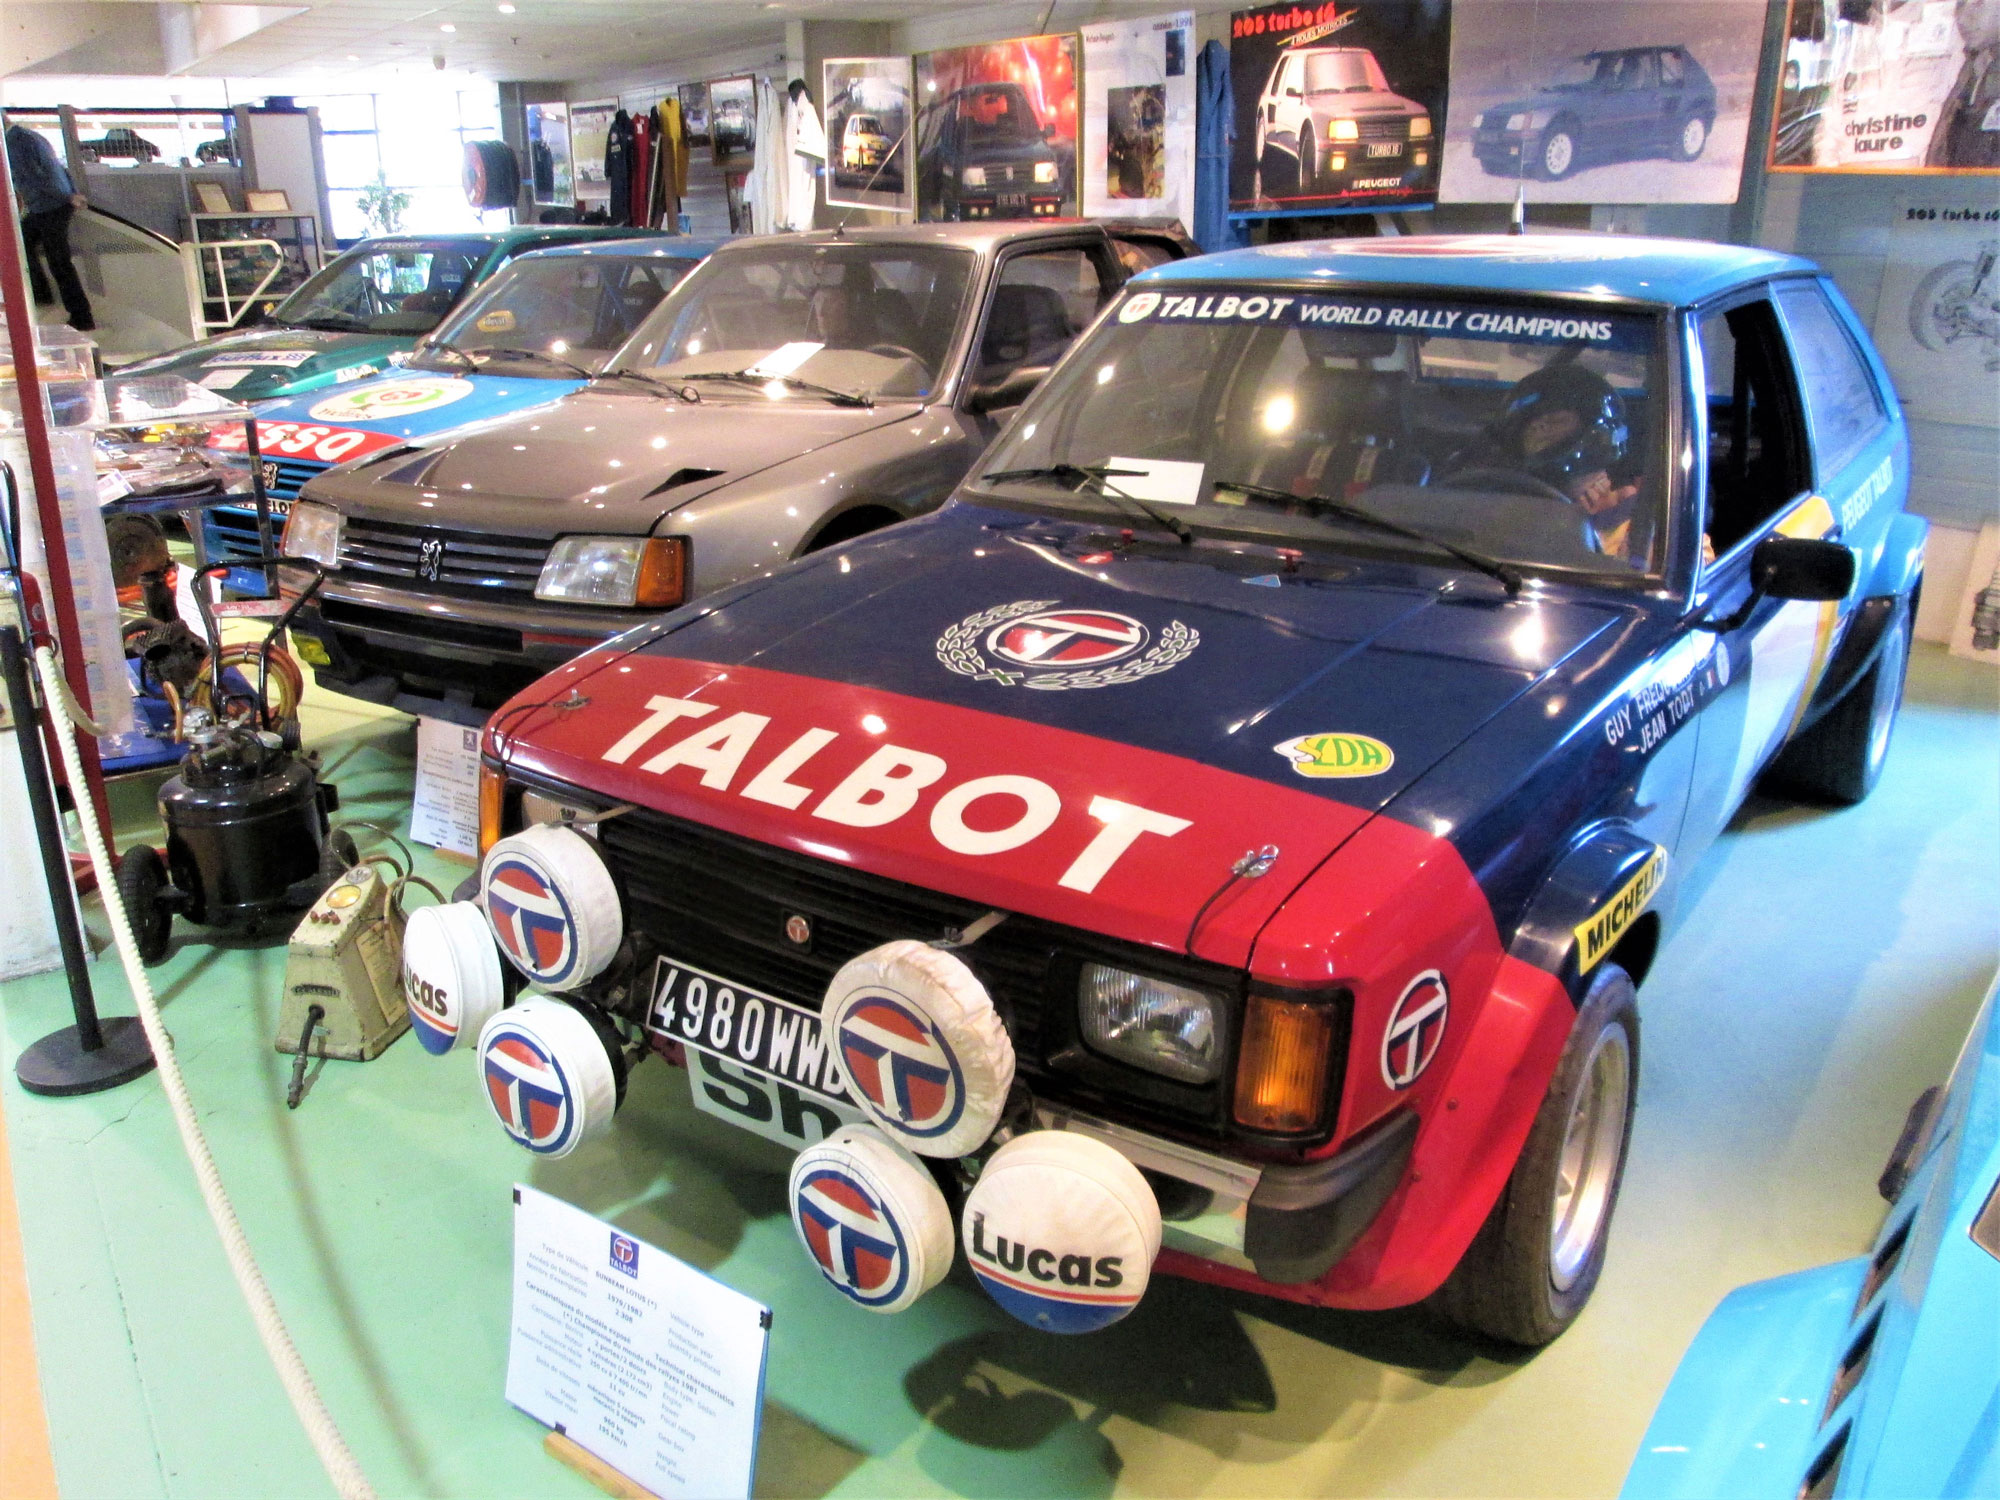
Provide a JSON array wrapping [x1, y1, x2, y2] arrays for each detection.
[[647, 956, 865, 1150], [1366, 141, 1403, 158], [998, 192, 1028, 208]]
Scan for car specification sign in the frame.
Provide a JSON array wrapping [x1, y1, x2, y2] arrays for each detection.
[[506, 1185, 771, 1499]]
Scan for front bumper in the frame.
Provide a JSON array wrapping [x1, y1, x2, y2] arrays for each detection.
[[282, 569, 644, 723]]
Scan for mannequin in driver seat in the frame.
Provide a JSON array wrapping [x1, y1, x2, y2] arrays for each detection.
[[805, 274, 877, 350], [1457, 363, 1642, 558]]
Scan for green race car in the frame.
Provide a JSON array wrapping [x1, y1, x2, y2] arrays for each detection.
[[121, 225, 664, 404]]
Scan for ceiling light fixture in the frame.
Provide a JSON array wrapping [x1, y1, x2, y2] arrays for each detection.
[[439, 21, 456, 31], [496, 2, 515, 11]]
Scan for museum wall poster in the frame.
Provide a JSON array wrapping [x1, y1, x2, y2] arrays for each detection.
[[1227, 0, 1451, 217], [823, 57, 916, 213], [709, 77, 756, 164], [1081, 12, 1197, 224], [1436, 0, 1765, 205], [1872, 193, 2000, 428], [568, 102, 615, 198], [1772, 0, 1999, 173], [913, 33, 1081, 221], [679, 83, 711, 147], [525, 101, 574, 206]]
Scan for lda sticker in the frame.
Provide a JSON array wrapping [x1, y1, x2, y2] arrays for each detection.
[[1274, 732, 1395, 779], [1574, 848, 1667, 975]]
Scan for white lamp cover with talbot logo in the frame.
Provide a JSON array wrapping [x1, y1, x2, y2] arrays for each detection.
[[478, 823, 623, 991], [823, 940, 1015, 1159], [787, 1125, 955, 1314]]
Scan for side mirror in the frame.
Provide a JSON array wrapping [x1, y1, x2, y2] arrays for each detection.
[[1752, 535, 1854, 601], [965, 364, 1050, 415], [1284, 86, 1302, 99]]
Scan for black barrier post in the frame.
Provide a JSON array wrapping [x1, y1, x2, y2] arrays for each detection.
[[2, 621, 154, 1095]]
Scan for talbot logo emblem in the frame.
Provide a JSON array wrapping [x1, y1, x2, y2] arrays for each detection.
[[1381, 970, 1449, 1091], [416, 536, 445, 583], [785, 914, 812, 947], [937, 600, 1197, 690]]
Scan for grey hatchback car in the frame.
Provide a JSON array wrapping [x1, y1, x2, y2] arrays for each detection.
[[281, 219, 1191, 721]]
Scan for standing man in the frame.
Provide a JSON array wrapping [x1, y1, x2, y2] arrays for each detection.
[[5, 113, 96, 331]]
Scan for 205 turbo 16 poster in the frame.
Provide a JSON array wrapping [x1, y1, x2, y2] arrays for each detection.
[[1228, 0, 1451, 217]]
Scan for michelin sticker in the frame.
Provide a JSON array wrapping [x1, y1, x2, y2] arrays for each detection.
[[1274, 732, 1394, 779], [307, 377, 476, 423], [1574, 848, 1667, 975]]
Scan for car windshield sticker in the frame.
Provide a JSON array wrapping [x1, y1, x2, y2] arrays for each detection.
[[476, 309, 517, 333], [307, 377, 476, 423], [198, 368, 252, 390], [1117, 287, 1649, 347], [938, 601, 1198, 690], [745, 341, 826, 378], [1274, 732, 1395, 779], [1105, 456, 1204, 506], [204, 349, 317, 367]]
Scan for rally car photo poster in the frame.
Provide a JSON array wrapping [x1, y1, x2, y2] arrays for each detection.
[[1772, 0, 2000, 172], [1227, 0, 1450, 216], [1435, 0, 1765, 205]]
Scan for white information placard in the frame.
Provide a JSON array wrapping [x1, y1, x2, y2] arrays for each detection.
[[506, 1185, 770, 1500], [409, 716, 482, 856]]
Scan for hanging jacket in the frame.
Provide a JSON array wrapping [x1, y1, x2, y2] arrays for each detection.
[[631, 108, 654, 228], [605, 109, 635, 225], [1195, 38, 1249, 254], [783, 82, 825, 232], [749, 77, 787, 234]]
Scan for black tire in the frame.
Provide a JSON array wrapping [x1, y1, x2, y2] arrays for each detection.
[[1535, 122, 1579, 181], [463, 139, 519, 210], [1260, 142, 1299, 198], [1765, 596, 1912, 805], [1299, 131, 1319, 195], [1434, 962, 1639, 1346], [117, 845, 172, 966]]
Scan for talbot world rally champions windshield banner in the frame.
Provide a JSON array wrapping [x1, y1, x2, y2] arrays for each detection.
[[1228, 1, 1452, 218], [1115, 285, 1653, 352]]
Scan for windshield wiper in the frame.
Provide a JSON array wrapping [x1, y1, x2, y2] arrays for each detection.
[[290, 314, 368, 332], [419, 340, 478, 372], [673, 369, 873, 408], [476, 346, 596, 379], [1211, 477, 1521, 595], [592, 368, 699, 401], [980, 464, 1193, 545]]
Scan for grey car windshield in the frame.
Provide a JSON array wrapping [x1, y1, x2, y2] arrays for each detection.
[[411, 253, 698, 374], [1304, 51, 1388, 93], [974, 285, 1669, 579], [273, 240, 487, 334], [617, 242, 975, 400]]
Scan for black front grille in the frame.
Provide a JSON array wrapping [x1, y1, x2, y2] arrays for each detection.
[[320, 596, 522, 653], [338, 516, 550, 598], [1356, 116, 1410, 142], [590, 801, 1251, 1134]]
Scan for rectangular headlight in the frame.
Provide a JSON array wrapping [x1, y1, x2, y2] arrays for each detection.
[[1033, 160, 1059, 184], [1409, 116, 1432, 139], [1078, 963, 1221, 1084], [1329, 118, 1359, 141], [1507, 113, 1528, 131], [962, 166, 988, 187], [281, 501, 342, 568], [535, 535, 685, 608]]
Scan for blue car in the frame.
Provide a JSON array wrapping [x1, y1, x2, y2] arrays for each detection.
[[441, 235, 1929, 1346], [1474, 46, 1718, 182], [1625, 977, 1998, 1498], [202, 236, 718, 592]]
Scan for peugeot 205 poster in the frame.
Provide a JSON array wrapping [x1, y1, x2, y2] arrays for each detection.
[[1227, 0, 1451, 217], [824, 56, 916, 214], [1437, 0, 1765, 204], [914, 33, 1081, 221]]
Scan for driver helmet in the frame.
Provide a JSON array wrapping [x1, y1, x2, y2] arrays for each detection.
[[1496, 364, 1630, 489]]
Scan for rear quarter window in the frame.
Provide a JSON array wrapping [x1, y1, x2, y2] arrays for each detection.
[[1774, 280, 1889, 479]]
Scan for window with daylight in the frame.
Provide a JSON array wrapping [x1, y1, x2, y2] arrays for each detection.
[[295, 87, 501, 242]]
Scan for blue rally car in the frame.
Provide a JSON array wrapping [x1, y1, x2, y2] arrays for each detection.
[[1625, 977, 1998, 1498], [202, 236, 717, 591], [439, 234, 1927, 1346]]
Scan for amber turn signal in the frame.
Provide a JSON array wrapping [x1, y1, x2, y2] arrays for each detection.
[[478, 763, 507, 857], [634, 537, 687, 608], [1233, 989, 1339, 1134]]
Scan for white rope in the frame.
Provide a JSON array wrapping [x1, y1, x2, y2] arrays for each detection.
[[35, 643, 376, 1500]]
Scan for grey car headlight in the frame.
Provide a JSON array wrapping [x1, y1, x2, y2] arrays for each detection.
[[282, 501, 342, 568], [1033, 160, 1059, 184], [1507, 113, 1529, 131], [1078, 962, 1221, 1084], [535, 535, 686, 607], [963, 166, 988, 187]]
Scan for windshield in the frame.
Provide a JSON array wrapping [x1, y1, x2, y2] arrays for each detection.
[[615, 241, 975, 401], [962, 87, 1039, 144], [974, 283, 1670, 581], [411, 252, 699, 374], [1304, 51, 1389, 94], [272, 240, 489, 334], [1549, 55, 1611, 90]]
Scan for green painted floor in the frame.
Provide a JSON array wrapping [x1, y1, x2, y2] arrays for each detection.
[[2, 644, 1994, 1500]]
